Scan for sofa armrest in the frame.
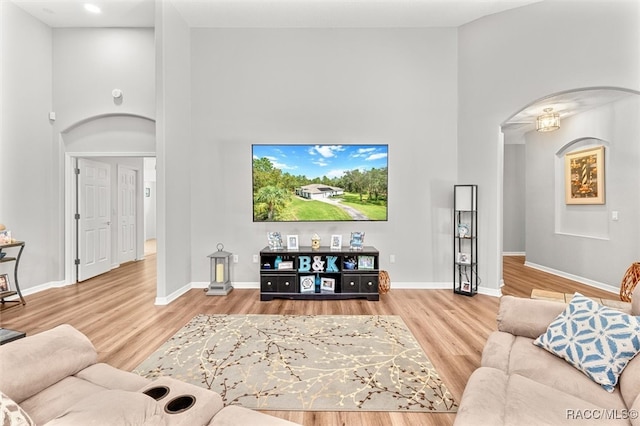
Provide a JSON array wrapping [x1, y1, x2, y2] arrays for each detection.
[[480, 331, 514, 372], [497, 296, 565, 339], [453, 367, 507, 426], [0, 325, 97, 403], [75, 363, 151, 391]]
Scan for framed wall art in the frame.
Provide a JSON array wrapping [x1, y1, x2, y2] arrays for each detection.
[[565, 146, 605, 205]]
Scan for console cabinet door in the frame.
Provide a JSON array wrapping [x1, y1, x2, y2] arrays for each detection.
[[343, 274, 360, 293], [359, 275, 379, 293], [261, 275, 278, 292], [277, 275, 297, 293]]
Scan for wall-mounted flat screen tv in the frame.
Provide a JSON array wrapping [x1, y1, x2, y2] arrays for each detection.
[[252, 144, 388, 222]]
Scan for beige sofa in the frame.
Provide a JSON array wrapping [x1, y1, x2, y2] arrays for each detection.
[[0, 324, 300, 426], [455, 290, 640, 426]]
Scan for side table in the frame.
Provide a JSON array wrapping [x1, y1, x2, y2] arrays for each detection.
[[0, 241, 26, 305], [0, 328, 26, 345]]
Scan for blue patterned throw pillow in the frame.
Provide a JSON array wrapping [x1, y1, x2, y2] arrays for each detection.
[[533, 293, 640, 392]]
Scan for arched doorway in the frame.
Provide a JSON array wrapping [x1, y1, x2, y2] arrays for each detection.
[[61, 113, 156, 284], [500, 87, 640, 293]]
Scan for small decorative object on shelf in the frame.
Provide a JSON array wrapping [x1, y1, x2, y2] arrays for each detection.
[[321, 277, 336, 293], [457, 223, 470, 238], [330, 234, 342, 250], [0, 273, 10, 292], [454, 184, 478, 296], [311, 234, 321, 250], [287, 235, 299, 250], [300, 275, 315, 293], [267, 232, 283, 250], [343, 257, 356, 270], [349, 232, 364, 250], [358, 255, 375, 270], [0, 230, 11, 244], [206, 243, 233, 296]]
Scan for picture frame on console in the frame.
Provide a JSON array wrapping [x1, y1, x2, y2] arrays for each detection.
[[330, 235, 342, 250], [287, 235, 299, 250], [321, 277, 335, 293], [300, 275, 315, 293], [350, 232, 364, 250], [267, 232, 283, 250], [358, 255, 375, 270]]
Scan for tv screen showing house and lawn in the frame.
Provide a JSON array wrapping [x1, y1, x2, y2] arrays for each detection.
[[252, 144, 388, 222]]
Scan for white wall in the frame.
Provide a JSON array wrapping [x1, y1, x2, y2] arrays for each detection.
[[525, 96, 640, 289], [458, 0, 640, 291], [189, 28, 459, 285], [0, 2, 56, 289], [155, 0, 192, 302], [503, 143, 526, 253], [53, 28, 155, 132]]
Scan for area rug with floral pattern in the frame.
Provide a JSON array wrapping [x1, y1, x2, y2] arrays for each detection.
[[133, 314, 458, 412]]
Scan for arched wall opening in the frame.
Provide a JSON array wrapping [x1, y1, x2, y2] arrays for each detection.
[[501, 87, 640, 294], [60, 113, 157, 288]]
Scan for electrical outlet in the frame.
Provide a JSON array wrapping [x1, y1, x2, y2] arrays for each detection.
[[233, 255, 239, 263], [252, 254, 259, 263], [390, 254, 396, 263]]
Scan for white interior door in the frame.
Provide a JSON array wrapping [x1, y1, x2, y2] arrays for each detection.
[[78, 158, 111, 281], [118, 166, 137, 263]]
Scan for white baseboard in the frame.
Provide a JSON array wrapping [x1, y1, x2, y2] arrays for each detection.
[[503, 251, 526, 256], [524, 261, 619, 295]]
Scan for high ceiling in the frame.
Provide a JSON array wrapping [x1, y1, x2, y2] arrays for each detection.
[[10, 0, 636, 131], [12, 0, 542, 28]]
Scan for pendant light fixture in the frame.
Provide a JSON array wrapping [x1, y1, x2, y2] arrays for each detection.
[[536, 107, 560, 132]]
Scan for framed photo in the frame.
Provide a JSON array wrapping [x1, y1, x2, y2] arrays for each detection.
[[461, 281, 471, 293], [357, 255, 375, 270], [0, 230, 11, 245], [320, 277, 335, 293], [287, 235, 299, 250], [457, 223, 470, 238], [349, 232, 364, 250], [330, 234, 342, 250], [457, 252, 470, 264], [277, 261, 294, 270], [565, 146, 605, 205], [0, 273, 10, 293], [267, 232, 284, 250], [300, 275, 315, 293]]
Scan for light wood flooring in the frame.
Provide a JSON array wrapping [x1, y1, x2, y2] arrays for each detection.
[[0, 254, 619, 426]]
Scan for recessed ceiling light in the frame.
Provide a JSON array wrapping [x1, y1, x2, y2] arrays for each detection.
[[84, 4, 101, 14]]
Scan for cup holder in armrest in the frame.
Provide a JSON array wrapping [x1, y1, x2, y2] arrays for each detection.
[[142, 385, 170, 401], [164, 395, 196, 414]]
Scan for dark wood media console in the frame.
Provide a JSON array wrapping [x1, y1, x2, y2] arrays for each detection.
[[259, 246, 379, 301]]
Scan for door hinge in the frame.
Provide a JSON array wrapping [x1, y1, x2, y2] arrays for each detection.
[[74, 168, 80, 175], [74, 213, 80, 220], [74, 259, 80, 265]]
